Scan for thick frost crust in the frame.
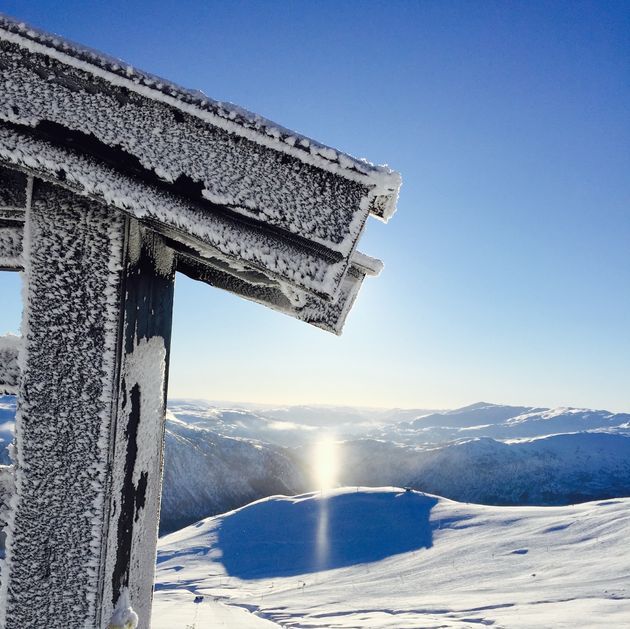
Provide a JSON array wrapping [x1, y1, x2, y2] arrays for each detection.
[[0, 335, 20, 395], [0, 19, 399, 270], [0, 14, 400, 220], [0, 124, 350, 299], [0, 223, 21, 269], [0, 164, 26, 207], [0, 165, 26, 269], [1, 130, 374, 333], [0, 182, 125, 628]]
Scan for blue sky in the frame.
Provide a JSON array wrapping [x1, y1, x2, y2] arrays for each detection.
[[1, 1, 628, 411]]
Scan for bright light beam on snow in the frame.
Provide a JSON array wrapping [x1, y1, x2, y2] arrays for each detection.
[[313, 436, 338, 570], [313, 437, 339, 491]]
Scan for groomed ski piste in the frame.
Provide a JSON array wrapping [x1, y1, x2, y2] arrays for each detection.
[[152, 487, 630, 628]]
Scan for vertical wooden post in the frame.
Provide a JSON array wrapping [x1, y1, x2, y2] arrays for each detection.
[[0, 180, 175, 629], [100, 220, 175, 627]]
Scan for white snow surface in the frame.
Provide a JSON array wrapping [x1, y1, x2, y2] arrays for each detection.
[[153, 487, 630, 628]]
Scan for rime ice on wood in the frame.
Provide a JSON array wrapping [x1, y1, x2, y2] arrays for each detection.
[[0, 11, 400, 629], [0, 335, 20, 395], [0, 165, 26, 270]]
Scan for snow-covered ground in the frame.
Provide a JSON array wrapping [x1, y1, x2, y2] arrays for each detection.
[[153, 487, 630, 628]]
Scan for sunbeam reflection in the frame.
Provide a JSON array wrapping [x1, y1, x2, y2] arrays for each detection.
[[315, 495, 330, 570], [312, 436, 338, 570]]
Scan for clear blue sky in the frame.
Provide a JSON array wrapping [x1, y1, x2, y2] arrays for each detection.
[[1, 1, 628, 411]]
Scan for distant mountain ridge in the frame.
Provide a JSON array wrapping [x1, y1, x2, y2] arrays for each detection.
[[372, 402, 630, 446], [412, 402, 543, 427], [167, 399, 439, 446]]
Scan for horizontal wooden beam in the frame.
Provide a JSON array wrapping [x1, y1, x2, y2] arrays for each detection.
[[0, 207, 375, 334], [0, 132, 384, 334], [0, 125, 356, 300], [0, 15, 400, 232], [176, 251, 370, 335]]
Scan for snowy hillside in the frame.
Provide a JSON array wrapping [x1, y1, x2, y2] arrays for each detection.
[[161, 416, 304, 533], [153, 487, 630, 628], [338, 432, 630, 505]]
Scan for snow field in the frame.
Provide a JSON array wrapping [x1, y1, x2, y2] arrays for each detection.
[[153, 487, 630, 628]]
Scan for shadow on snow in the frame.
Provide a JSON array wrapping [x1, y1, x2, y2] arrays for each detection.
[[214, 491, 439, 580]]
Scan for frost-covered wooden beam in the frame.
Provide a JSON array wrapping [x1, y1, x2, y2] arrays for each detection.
[[0, 164, 27, 270], [0, 335, 20, 395], [2, 144, 380, 332], [0, 15, 400, 301], [1, 123, 366, 304], [176, 249, 380, 335], [0, 130, 380, 333]]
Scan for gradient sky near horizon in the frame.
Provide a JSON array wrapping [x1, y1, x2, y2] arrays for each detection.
[[0, 1, 628, 412]]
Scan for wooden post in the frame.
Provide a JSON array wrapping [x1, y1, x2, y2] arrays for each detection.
[[0, 180, 175, 628], [100, 220, 175, 627]]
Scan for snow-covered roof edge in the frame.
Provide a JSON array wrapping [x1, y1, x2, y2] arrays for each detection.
[[351, 251, 383, 277], [0, 13, 402, 221]]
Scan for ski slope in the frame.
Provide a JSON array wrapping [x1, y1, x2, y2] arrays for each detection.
[[153, 487, 630, 628]]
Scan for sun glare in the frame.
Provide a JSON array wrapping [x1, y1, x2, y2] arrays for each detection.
[[313, 437, 339, 491]]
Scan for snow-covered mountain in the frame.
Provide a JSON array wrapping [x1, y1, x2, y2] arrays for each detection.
[[168, 399, 630, 449], [166, 401, 317, 448], [153, 487, 630, 628], [371, 401, 630, 445], [163, 404, 630, 527], [1, 397, 629, 532]]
